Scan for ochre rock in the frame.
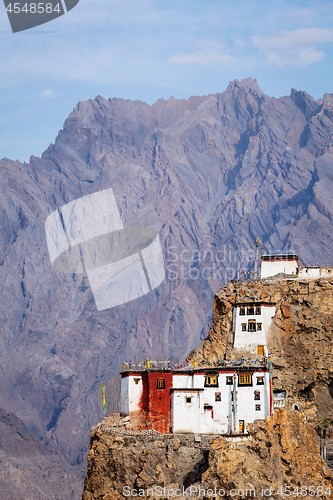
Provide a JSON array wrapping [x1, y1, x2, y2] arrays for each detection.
[[202, 409, 333, 499]]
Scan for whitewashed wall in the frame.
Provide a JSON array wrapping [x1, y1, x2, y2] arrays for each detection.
[[171, 371, 270, 434], [261, 259, 298, 278], [297, 267, 333, 279], [235, 371, 270, 430], [171, 391, 202, 433], [233, 305, 276, 354], [120, 374, 143, 415], [172, 374, 193, 389]]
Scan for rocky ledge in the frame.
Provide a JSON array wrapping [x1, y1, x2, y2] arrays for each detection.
[[82, 409, 332, 499]]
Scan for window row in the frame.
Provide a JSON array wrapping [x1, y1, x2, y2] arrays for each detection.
[[239, 305, 261, 316], [157, 374, 265, 389], [206, 374, 265, 387], [185, 391, 261, 403], [241, 320, 262, 332]]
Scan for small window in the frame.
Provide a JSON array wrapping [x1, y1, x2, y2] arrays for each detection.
[[255, 404, 261, 411], [226, 376, 233, 385], [241, 323, 246, 331], [248, 320, 256, 332], [256, 306, 261, 315], [258, 345, 264, 356], [157, 379, 165, 389], [205, 375, 218, 387], [204, 404, 213, 411], [254, 390, 260, 400], [257, 323, 262, 331], [186, 396, 192, 403], [248, 305, 255, 315], [239, 374, 252, 386], [134, 378, 140, 385], [257, 376, 264, 385], [240, 306, 245, 315], [215, 392, 221, 402]]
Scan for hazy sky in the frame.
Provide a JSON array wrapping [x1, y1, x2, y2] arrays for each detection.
[[1, 0, 333, 162]]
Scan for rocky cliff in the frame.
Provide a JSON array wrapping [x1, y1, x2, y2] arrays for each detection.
[[82, 410, 332, 499], [201, 409, 332, 500], [1, 78, 333, 497]]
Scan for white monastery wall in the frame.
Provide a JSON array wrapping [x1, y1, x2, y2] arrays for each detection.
[[233, 304, 276, 354], [120, 374, 143, 415], [172, 374, 193, 389], [171, 391, 201, 433], [171, 371, 270, 434], [261, 259, 298, 278], [297, 267, 333, 279], [235, 371, 270, 429]]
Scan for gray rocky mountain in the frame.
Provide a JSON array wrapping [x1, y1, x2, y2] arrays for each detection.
[[0, 78, 333, 498]]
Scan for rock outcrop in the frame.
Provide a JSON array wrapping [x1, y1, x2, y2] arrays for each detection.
[[202, 409, 332, 499], [82, 414, 212, 500], [82, 410, 333, 499]]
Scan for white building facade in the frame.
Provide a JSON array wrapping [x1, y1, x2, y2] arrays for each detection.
[[260, 254, 299, 278], [297, 267, 333, 279], [120, 366, 271, 434], [120, 372, 143, 416], [232, 302, 276, 356], [171, 369, 270, 434]]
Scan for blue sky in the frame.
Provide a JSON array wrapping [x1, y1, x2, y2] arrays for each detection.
[[1, 0, 333, 162]]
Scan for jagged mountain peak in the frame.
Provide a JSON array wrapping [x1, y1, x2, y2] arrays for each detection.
[[227, 76, 263, 93]]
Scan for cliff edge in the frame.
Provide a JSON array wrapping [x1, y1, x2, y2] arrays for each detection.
[[82, 410, 332, 499]]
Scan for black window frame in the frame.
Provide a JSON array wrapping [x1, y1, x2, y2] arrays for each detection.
[[248, 305, 255, 315], [238, 374, 253, 387], [157, 378, 165, 389], [204, 374, 219, 387], [248, 320, 256, 332]]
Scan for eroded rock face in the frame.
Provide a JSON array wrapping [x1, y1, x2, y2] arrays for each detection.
[[188, 278, 333, 423], [82, 415, 212, 500], [81, 410, 333, 499], [202, 409, 333, 499]]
